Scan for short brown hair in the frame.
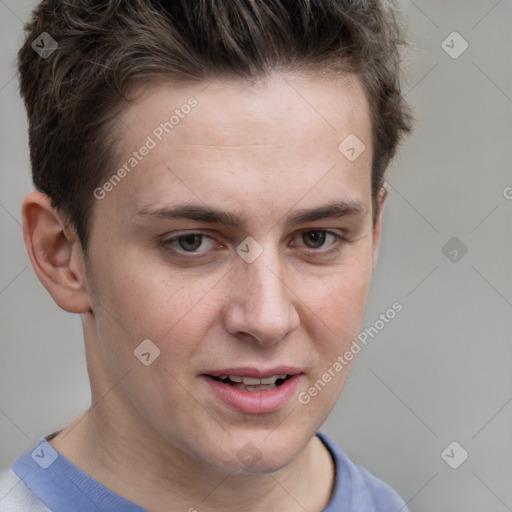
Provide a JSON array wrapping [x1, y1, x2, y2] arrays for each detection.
[[18, 0, 413, 252]]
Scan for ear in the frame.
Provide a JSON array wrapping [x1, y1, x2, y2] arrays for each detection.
[[372, 186, 387, 270], [22, 191, 91, 313]]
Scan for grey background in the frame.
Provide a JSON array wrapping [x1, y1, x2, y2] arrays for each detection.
[[1, 1, 511, 511]]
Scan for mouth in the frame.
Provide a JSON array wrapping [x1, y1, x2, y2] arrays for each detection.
[[208, 374, 291, 392], [202, 367, 303, 414]]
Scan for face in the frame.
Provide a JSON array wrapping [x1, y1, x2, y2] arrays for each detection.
[[83, 71, 379, 473]]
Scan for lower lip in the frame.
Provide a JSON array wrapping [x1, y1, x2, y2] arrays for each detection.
[[203, 374, 302, 414]]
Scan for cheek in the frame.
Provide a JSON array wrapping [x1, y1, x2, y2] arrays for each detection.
[[90, 258, 221, 356], [307, 256, 373, 334]]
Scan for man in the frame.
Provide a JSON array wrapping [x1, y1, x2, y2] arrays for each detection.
[[0, 0, 412, 510]]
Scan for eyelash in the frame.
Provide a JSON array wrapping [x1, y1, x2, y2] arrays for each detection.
[[159, 229, 350, 259], [298, 230, 350, 258]]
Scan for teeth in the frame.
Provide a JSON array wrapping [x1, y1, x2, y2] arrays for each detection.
[[242, 376, 261, 385], [260, 374, 287, 385], [245, 384, 276, 392], [225, 374, 288, 385]]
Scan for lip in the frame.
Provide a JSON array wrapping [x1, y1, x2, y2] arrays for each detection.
[[202, 368, 303, 415], [206, 366, 302, 379]]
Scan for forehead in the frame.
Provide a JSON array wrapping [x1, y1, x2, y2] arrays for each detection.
[[97, 72, 373, 224], [121, 72, 370, 147]]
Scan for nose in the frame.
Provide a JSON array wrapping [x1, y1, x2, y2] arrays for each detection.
[[223, 252, 300, 346]]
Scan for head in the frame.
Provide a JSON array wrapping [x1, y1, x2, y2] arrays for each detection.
[[19, 0, 412, 473]]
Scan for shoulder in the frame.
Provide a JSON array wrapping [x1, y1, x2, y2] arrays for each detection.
[[0, 470, 51, 512], [356, 464, 409, 511], [317, 432, 409, 512]]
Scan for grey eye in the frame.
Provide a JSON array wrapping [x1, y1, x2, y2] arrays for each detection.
[[302, 231, 327, 249], [177, 234, 204, 251]]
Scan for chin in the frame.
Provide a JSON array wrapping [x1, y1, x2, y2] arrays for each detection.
[[199, 432, 308, 475], [215, 451, 296, 476]]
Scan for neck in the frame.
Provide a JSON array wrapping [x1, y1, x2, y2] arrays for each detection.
[[49, 401, 335, 512]]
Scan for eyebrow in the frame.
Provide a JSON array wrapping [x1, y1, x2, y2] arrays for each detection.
[[134, 200, 366, 229]]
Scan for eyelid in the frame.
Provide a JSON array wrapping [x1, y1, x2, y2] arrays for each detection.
[[159, 230, 220, 255], [160, 228, 351, 258], [293, 229, 349, 244], [290, 229, 350, 257]]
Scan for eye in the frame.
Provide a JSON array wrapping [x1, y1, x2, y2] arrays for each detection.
[[161, 232, 218, 254], [292, 229, 348, 255], [177, 234, 204, 252], [301, 230, 330, 249]]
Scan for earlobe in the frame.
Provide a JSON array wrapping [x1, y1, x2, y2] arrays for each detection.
[[22, 191, 91, 314], [372, 186, 387, 269]]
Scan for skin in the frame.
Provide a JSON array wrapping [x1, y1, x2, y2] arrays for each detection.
[[22, 71, 385, 512]]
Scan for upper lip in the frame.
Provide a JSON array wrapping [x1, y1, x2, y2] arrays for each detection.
[[205, 367, 302, 378]]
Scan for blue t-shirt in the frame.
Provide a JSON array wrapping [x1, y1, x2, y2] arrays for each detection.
[[0, 432, 408, 511]]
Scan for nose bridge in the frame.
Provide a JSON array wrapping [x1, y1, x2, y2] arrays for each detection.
[[226, 246, 299, 344], [249, 258, 286, 313]]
